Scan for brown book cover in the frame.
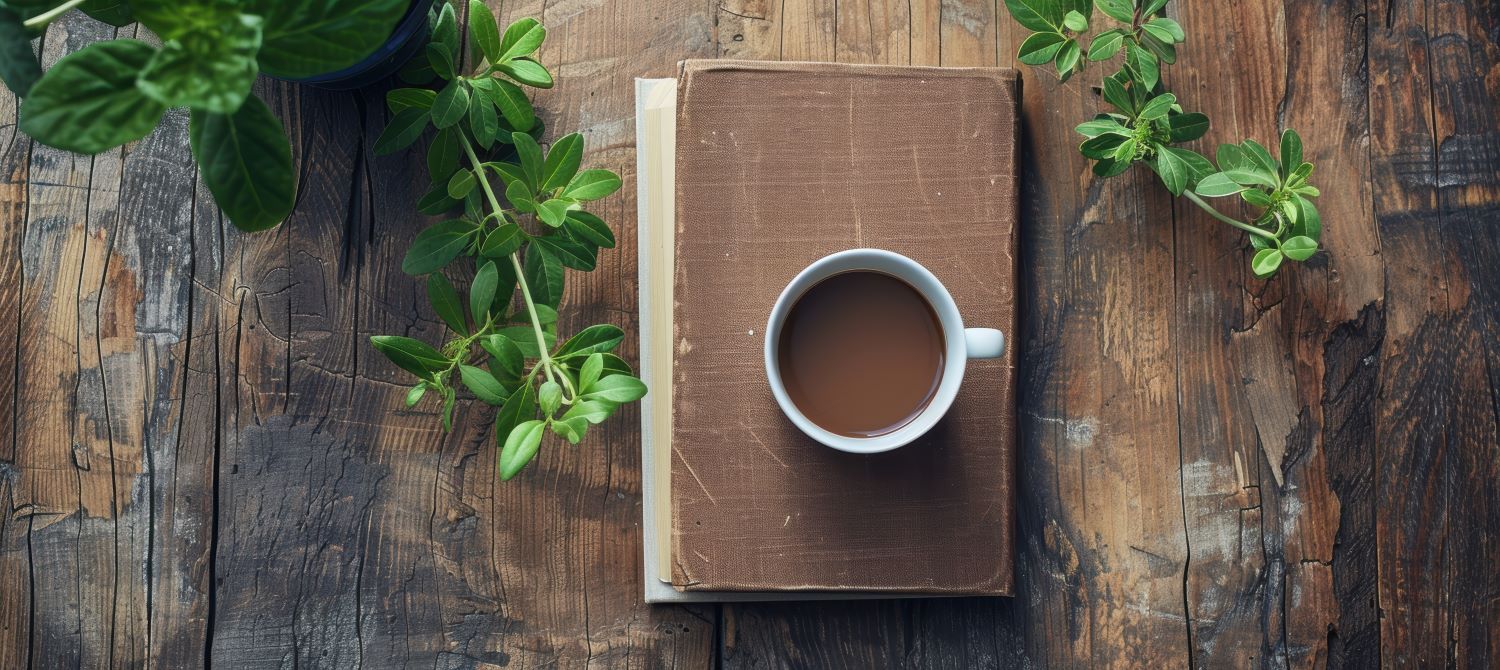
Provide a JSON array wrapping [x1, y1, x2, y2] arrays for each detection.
[[670, 60, 1018, 595]]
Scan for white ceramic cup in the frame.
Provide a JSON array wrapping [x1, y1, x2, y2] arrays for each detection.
[[764, 249, 1005, 454]]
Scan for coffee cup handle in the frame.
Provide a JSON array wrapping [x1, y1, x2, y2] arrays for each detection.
[[964, 328, 1005, 359]]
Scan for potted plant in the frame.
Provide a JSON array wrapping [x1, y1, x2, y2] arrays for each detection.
[[0, 0, 432, 231]]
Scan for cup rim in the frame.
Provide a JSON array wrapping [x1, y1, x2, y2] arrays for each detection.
[[764, 249, 966, 454]]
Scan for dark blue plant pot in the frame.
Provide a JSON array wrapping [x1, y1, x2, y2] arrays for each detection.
[[276, 0, 436, 90]]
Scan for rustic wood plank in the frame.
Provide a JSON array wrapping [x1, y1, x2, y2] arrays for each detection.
[[0, 25, 32, 670], [9, 16, 121, 669], [1166, 1, 1386, 666], [1368, 0, 1500, 666]]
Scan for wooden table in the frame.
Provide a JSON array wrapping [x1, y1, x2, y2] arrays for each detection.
[[2, 1, 1497, 667]]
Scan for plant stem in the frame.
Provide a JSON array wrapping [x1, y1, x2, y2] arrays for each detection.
[[457, 131, 557, 383], [23, 0, 87, 28], [1183, 190, 1279, 242]]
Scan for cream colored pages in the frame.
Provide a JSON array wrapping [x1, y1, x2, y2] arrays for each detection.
[[636, 78, 676, 591]]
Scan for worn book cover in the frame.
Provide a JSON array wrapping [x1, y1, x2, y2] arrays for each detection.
[[649, 60, 1018, 596]]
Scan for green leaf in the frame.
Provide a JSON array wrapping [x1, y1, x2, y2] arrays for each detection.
[[487, 79, 536, 132], [190, 96, 296, 232], [388, 88, 437, 113], [1139, 31, 1177, 64], [1125, 42, 1159, 91], [1170, 147, 1216, 185], [499, 18, 546, 61], [1137, 92, 1176, 120], [1102, 73, 1134, 115], [538, 234, 596, 270], [541, 132, 584, 192], [581, 374, 647, 404], [137, 14, 262, 113], [499, 419, 545, 480], [1062, 9, 1088, 31], [561, 399, 614, 425], [578, 353, 604, 393], [20, 40, 166, 155], [426, 42, 454, 79], [1097, 0, 1133, 22], [496, 325, 554, 358], [427, 126, 460, 184], [1146, 16, 1185, 41], [494, 384, 537, 447], [1223, 168, 1279, 189], [1193, 173, 1245, 197], [460, 365, 507, 404], [505, 179, 536, 212], [1054, 39, 1081, 78], [1142, 0, 1169, 15], [1080, 134, 1126, 159], [467, 260, 498, 321], [482, 223, 527, 257], [468, 0, 503, 63], [535, 199, 572, 228], [1216, 144, 1248, 170], [1092, 155, 1132, 177], [1241, 188, 1274, 207], [555, 324, 624, 359], [417, 183, 459, 214], [440, 385, 456, 431], [485, 161, 528, 186], [1139, 22, 1176, 45], [1111, 139, 1137, 162], [1017, 31, 1066, 65], [1292, 195, 1322, 241], [245, 0, 410, 79], [1279, 128, 1303, 179], [431, 79, 470, 129], [405, 383, 428, 408], [1251, 248, 1284, 278], [538, 380, 562, 415], [1167, 112, 1209, 142], [371, 335, 450, 378], [1286, 162, 1314, 188], [447, 169, 476, 199], [1241, 139, 1280, 180], [403, 220, 477, 275], [512, 131, 544, 187], [495, 59, 554, 88], [564, 211, 615, 248], [468, 92, 500, 149], [1150, 144, 1189, 196], [524, 243, 565, 308], [0, 9, 42, 97], [551, 416, 588, 444], [427, 273, 467, 334], [1003, 0, 1064, 32], [375, 107, 431, 155], [483, 334, 525, 376], [1087, 29, 1127, 61], [563, 169, 622, 201], [435, 2, 461, 56]]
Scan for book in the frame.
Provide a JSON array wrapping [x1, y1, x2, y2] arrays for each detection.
[[638, 61, 1019, 603]]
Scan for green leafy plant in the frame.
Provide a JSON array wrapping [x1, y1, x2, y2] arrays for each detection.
[[370, 2, 645, 481], [0, 0, 410, 231], [1004, 0, 1322, 277]]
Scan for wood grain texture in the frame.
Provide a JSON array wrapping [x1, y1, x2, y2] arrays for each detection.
[[1, 0, 1497, 667]]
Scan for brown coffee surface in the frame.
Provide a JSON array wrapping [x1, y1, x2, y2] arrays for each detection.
[[777, 271, 945, 437]]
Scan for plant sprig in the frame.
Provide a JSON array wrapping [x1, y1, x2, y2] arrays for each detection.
[[370, 1, 645, 481], [1004, 0, 1322, 277], [0, 0, 412, 231]]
